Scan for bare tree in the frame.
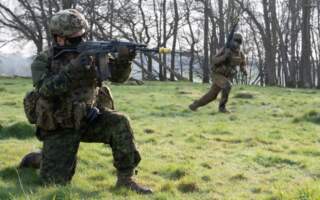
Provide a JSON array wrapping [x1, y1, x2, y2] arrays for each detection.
[[299, 0, 313, 88], [218, 0, 225, 46], [62, 0, 76, 9], [236, 0, 277, 85], [317, 0, 320, 88], [0, 0, 318, 87], [170, 0, 179, 81], [200, 0, 210, 83], [183, 0, 198, 82]]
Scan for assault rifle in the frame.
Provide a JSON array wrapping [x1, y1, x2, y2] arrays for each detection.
[[225, 17, 240, 49], [53, 40, 171, 82]]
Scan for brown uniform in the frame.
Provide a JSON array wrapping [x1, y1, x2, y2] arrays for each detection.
[[189, 48, 246, 112]]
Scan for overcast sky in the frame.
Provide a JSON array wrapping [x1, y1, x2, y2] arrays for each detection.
[[0, 0, 36, 57]]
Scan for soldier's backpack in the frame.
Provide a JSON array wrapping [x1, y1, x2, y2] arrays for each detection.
[[23, 90, 40, 124]]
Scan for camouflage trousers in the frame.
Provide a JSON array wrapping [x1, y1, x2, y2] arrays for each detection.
[[40, 109, 141, 184], [194, 73, 232, 109]]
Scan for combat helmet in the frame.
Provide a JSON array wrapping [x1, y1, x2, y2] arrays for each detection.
[[49, 9, 89, 38]]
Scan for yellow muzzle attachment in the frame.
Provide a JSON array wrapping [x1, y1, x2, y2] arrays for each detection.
[[159, 47, 171, 54]]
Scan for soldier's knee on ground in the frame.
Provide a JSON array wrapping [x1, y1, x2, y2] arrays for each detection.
[[40, 132, 79, 185], [40, 157, 77, 185]]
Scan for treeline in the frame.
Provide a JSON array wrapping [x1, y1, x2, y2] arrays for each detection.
[[0, 0, 319, 88]]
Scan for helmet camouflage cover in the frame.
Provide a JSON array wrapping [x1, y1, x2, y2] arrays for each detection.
[[49, 9, 89, 38]]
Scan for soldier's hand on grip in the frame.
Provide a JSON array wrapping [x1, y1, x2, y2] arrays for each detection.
[[70, 52, 92, 69], [224, 48, 232, 62], [224, 48, 232, 58], [118, 46, 137, 61], [86, 107, 100, 123], [66, 53, 93, 78]]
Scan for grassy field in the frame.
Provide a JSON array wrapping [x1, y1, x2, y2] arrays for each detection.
[[0, 77, 320, 200]]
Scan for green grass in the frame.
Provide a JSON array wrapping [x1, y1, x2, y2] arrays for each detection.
[[0, 77, 320, 200]]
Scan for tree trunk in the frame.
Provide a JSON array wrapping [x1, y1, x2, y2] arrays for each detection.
[[299, 0, 312, 88], [270, 0, 278, 84], [89, 0, 95, 40], [61, 0, 73, 9], [147, 54, 153, 80], [170, 0, 179, 81], [140, 53, 145, 80], [152, 0, 163, 81], [108, 0, 114, 39], [218, 0, 225, 47], [208, 1, 218, 65], [287, 0, 299, 87], [317, 0, 320, 88], [162, 0, 167, 81], [262, 0, 277, 86], [202, 0, 210, 83], [184, 0, 196, 82]]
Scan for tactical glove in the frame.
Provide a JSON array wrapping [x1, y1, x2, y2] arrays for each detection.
[[224, 48, 232, 59], [86, 107, 100, 123], [68, 53, 92, 73], [224, 48, 232, 63]]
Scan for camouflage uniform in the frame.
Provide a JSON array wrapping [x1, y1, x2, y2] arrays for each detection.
[[189, 33, 246, 112], [30, 49, 140, 184], [21, 9, 152, 193]]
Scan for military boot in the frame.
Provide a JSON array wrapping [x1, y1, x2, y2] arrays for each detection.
[[188, 101, 199, 111], [218, 105, 230, 113], [19, 151, 42, 169], [116, 174, 153, 194]]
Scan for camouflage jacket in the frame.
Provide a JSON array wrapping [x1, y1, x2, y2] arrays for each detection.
[[29, 45, 132, 131], [211, 48, 246, 78]]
